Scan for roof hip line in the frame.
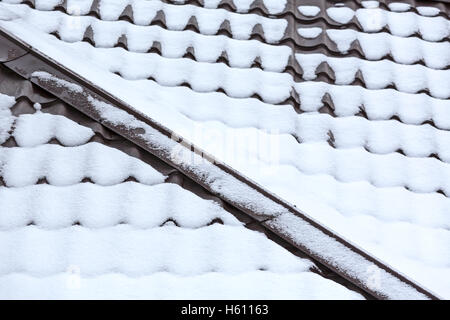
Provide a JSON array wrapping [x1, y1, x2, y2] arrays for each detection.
[[0, 26, 440, 300]]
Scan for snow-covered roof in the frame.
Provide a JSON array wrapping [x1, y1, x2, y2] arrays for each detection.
[[0, 67, 368, 299], [0, 0, 449, 299]]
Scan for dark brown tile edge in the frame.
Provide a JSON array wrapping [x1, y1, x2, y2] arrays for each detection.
[[0, 27, 440, 300]]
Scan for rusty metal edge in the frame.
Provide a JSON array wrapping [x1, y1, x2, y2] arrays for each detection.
[[0, 26, 441, 300]]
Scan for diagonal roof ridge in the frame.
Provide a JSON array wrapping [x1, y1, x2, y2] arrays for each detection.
[[0, 27, 440, 300]]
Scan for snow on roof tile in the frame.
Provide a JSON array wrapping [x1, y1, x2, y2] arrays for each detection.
[[0, 78, 365, 299], [0, 0, 448, 299]]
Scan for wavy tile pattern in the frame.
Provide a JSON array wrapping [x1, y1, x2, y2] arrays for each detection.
[[0, 0, 449, 298], [0, 91, 366, 299], [0, 272, 364, 300]]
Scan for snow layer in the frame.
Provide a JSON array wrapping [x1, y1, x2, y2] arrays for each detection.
[[230, 133, 450, 195], [417, 7, 440, 17], [2, 0, 288, 43], [266, 213, 430, 300], [297, 27, 322, 39], [327, 6, 355, 24], [0, 271, 363, 300], [0, 224, 314, 276], [0, 143, 166, 187], [32, 71, 83, 93], [202, 0, 287, 15], [326, 5, 449, 41], [6, 10, 449, 106], [295, 53, 450, 98], [296, 113, 450, 162], [23, 12, 292, 103], [0, 182, 242, 229], [141, 0, 288, 14], [297, 6, 320, 17], [28, 72, 436, 299], [361, 1, 379, 9], [17, 7, 291, 71], [0, 107, 367, 299], [13, 113, 95, 147], [294, 82, 450, 129], [0, 93, 15, 144], [91, 47, 292, 103], [388, 3, 411, 12], [87, 93, 288, 217], [355, 8, 449, 41], [326, 29, 450, 69], [1, 2, 449, 298]]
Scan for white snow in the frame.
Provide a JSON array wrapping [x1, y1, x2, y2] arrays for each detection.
[[388, 3, 411, 12], [326, 29, 450, 69], [3, 4, 447, 100], [27, 71, 439, 299], [202, 0, 222, 9], [361, 1, 379, 9], [0, 224, 313, 276], [0, 271, 363, 300], [3, 102, 367, 299], [65, 0, 93, 15], [227, 0, 287, 15], [295, 53, 450, 98], [0, 93, 16, 144], [324, 5, 450, 41], [226, 130, 450, 195], [1, 0, 449, 299], [11, 7, 291, 103], [13, 113, 94, 147], [38, 0, 63, 11], [87, 95, 288, 217], [109, 48, 291, 102], [259, 0, 287, 15], [294, 82, 450, 129], [265, 213, 430, 300], [297, 5, 320, 17], [297, 27, 322, 39], [2, 105, 363, 299], [0, 143, 166, 187], [36, 9, 291, 71], [121, 0, 286, 42], [355, 8, 449, 42], [32, 71, 83, 93], [327, 6, 355, 24], [5, 0, 447, 43], [296, 113, 450, 162], [0, 4, 18, 20], [417, 7, 440, 17], [0, 182, 242, 229], [0, 93, 15, 109], [2, 0, 288, 42]]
